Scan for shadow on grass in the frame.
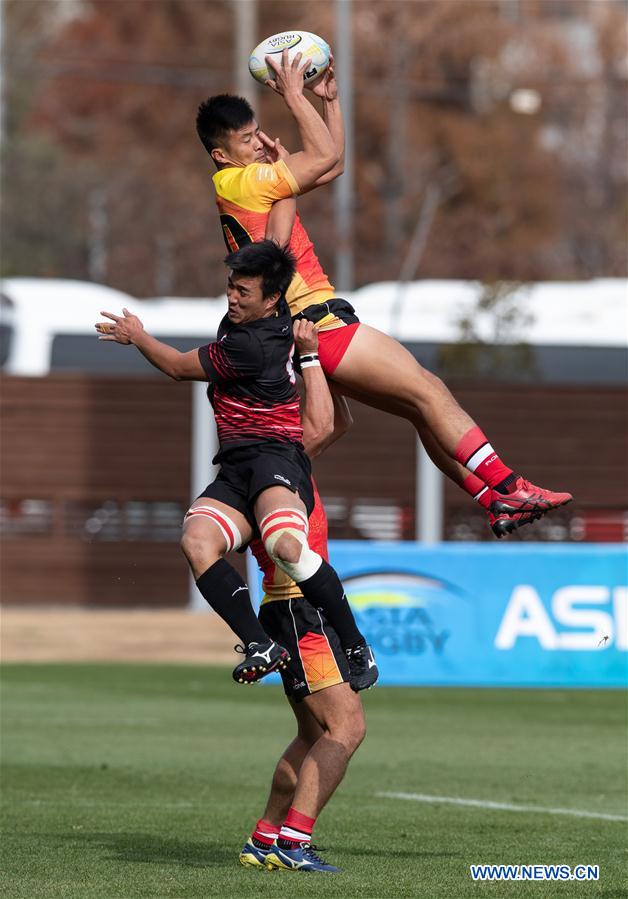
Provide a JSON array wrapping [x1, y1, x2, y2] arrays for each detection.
[[58, 832, 462, 867], [57, 832, 232, 868], [341, 845, 461, 860]]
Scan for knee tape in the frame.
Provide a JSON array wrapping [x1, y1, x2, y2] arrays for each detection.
[[184, 505, 243, 552], [259, 508, 321, 583]]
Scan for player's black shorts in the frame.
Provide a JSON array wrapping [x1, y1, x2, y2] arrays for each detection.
[[293, 297, 360, 327], [259, 597, 350, 701], [199, 442, 314, 533]]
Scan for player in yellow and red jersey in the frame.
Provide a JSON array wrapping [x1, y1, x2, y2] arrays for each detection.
[[196, 49, 572, 540]]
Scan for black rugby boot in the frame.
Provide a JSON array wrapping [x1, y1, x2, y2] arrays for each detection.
[[232, 639, 290, 685], [346, 643, 379, 692]]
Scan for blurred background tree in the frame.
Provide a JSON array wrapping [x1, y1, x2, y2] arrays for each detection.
[[2, 0, 626, 297]]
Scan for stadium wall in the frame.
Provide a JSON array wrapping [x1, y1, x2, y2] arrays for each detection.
[[1, 374, 626, 606]]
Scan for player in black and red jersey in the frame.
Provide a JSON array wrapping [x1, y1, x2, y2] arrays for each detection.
[[96, 240, 376, 689], [196, 51, 572, 538]]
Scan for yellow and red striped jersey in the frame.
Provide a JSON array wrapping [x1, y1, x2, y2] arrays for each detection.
[[212, 161, 336, 316]]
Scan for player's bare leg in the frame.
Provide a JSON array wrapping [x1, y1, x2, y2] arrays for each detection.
[[241, 694, 356, 870], [290, 683, 365, 816], [336, 382, 521, 526], [240, 700, 324, 866], [332, 326, 572, 535], [181, 498, 289, 682], [264, 683, 365, 872], [181, 497, 251, 578], [341, 386, 532, 537], [337, 382, 468, 485], [332, 324, 474, 453], [253, 485, 310, 567], [259, 700, 324, 828]]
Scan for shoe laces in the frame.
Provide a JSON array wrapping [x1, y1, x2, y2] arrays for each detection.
[[234, 641, 266, 657], [301, 842, 327, 864]]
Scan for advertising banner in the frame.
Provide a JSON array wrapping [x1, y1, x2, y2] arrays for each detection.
[[286, 543, 627, 688]]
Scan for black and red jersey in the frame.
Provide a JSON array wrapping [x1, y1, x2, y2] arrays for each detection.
[[198, 299, 302, 453]]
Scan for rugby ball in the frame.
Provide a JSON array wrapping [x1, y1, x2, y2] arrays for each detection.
[[248, 31, 330, 86]]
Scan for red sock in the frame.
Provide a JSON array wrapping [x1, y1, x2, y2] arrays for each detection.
[[277, 807, 316, 847], [251, 817, 280, 847], [455, 426, 514, 491], [462, 474, 491, 509]]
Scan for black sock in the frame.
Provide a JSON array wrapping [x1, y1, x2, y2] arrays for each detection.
[[277, 837, 303, 850], [297, 559, 364, 650], [495, 472, 518, 494], [195, 559, 268, 646], [251, 837, 271, 850]]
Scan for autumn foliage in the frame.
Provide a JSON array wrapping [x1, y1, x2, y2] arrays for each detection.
[[3, 0, 626, 296]]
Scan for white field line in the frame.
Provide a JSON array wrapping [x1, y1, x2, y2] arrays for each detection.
[[5, 798, 200, 808], [376, 792, 628, 823]]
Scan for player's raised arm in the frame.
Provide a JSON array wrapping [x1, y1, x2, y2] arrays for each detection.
[[294, 319, 335, 458], [304, 53, 345, 190], [324, 384, 353, 451], [264, 49, 338, 191], [95, 309, 206, 381]]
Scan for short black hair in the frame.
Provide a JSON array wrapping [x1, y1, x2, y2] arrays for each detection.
[[225, 241, 296, 301], [196, 94, 254, 156]]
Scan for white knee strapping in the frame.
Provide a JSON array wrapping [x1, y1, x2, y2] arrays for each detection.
[[184, 505, 243, 552], [260, 507, 322, 583]]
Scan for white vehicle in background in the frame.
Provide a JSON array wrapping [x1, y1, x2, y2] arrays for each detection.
[[1, 276, 626, 379]]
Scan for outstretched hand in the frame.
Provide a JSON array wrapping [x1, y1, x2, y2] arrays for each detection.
[[306, 53, 338, 101], [293, 318, 319, 355], [264, 48, 312, 98], [95, 308, 144, 345]]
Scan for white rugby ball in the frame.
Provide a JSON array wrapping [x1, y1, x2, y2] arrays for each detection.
[[248, 30, 330, 86]]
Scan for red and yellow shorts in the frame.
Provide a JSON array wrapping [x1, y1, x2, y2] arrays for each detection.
[[258, 597, 350, 701], [293, 298, 360, 375]]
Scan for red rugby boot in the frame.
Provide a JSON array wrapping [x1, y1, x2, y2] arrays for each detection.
[[488, 478, 573, 538]]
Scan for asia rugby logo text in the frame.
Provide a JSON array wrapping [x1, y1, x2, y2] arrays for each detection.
[[267, 34, 302, 52], [342, 572, 468, 657]]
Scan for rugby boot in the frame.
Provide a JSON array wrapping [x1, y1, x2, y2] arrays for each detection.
[[239, 840, 272, 869], [488, 506, 540, 538], [346, 642, 379, 692], [265, 842, 340, 873], [232, 639, 290, 685], [489, 477, 573, 538]]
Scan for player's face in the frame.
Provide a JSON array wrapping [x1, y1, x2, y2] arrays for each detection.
[[222, 120, 266, 166], [226, 272, 278, 323]]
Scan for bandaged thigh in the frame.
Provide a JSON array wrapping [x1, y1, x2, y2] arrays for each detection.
[[260, 508, 322, 583]]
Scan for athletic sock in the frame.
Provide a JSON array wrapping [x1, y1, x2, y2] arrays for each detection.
[[462, 473, 491, 509], [251, 817, 280, 849], [195, 558, 268, 646], [277, 807, 316, 849], [296, 559, 364, 650], [455, 426, 515, 490]]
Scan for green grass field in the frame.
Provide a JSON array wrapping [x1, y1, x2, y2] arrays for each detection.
[[1, 664, 626, 898]]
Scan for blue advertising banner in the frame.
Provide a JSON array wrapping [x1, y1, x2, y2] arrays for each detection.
[[331, 542, 627, 688], [255, 543, 627, 688]]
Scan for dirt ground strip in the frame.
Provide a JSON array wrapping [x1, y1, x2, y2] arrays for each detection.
[[1, 609, 237, 664]]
